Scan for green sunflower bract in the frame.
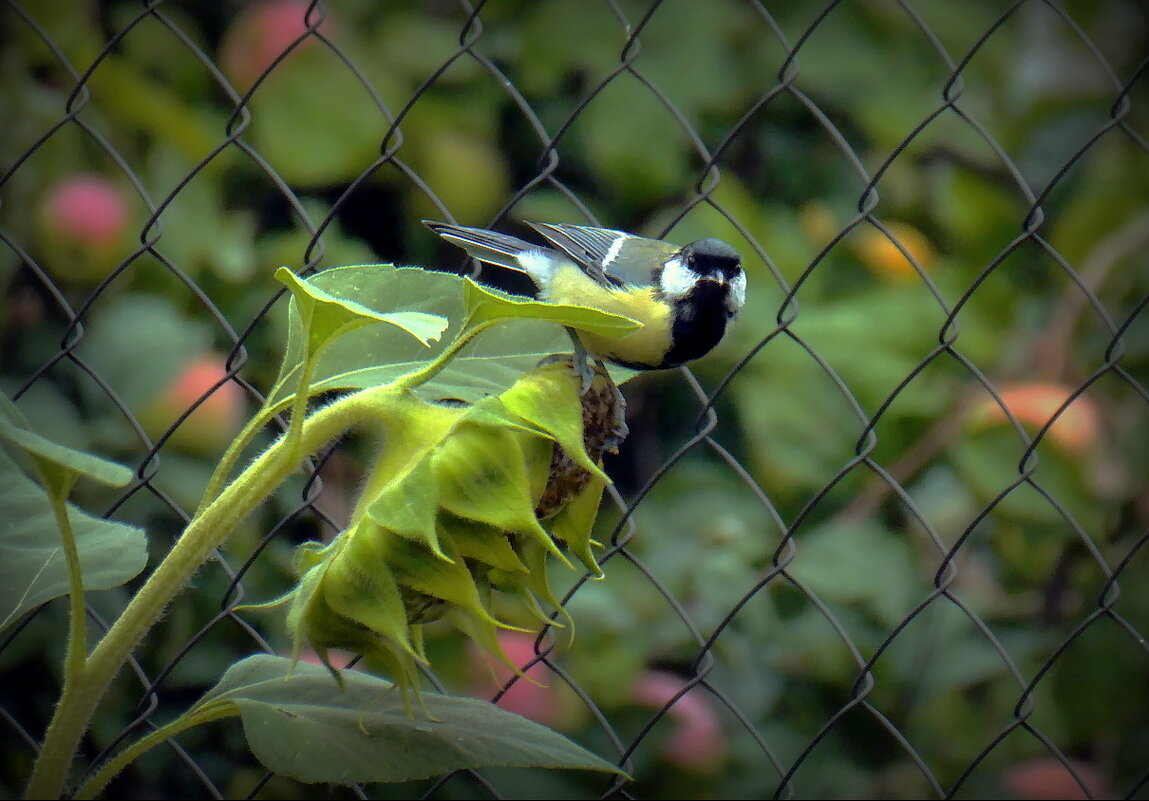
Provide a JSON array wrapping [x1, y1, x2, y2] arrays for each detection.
[[277, 359, 618, 702]]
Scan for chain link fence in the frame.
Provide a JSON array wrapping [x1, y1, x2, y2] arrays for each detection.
[[2, 0, 1147, 798]]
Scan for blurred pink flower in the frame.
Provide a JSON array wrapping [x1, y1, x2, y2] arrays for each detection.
[[1003, 757, 1111, 800], [294, 647, 357, 671], [467, 632, 571, 729], [220, 0, 332, 89], [631, 670, 727, 772], [42, 174, 128, 248]]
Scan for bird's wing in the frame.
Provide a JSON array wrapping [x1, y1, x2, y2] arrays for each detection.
[[527, 222, 678, 287], [423, 220, 541, 273]]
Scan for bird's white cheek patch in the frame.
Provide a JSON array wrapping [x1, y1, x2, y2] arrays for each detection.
[[660, 257, 701, 300], [728, 270, 747, 314]]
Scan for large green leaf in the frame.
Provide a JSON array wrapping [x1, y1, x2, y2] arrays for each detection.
[[275, 266, 447, 357], [190, 654, 624, 784], [0, 444, 147, 633], [268, 264, 636, 407], [268, 264, 457, 404], [0, 415, 132, 491]]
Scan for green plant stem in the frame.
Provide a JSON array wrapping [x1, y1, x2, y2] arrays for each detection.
[[282, 356, 320, 460], [196, 398, 288, 516], [24, 386, 393, 800], [45, 481, 87, 684], [72, 703, 238, 800], [395, 317, 498, 391], [35, 482, 92, 800]]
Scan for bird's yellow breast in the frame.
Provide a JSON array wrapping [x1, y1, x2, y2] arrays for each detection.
[[544, 264, 673, 368]]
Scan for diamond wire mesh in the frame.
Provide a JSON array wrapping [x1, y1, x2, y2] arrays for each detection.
[[1, 0, 1147, 798]]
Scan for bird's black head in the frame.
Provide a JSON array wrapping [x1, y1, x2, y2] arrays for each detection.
[[659, 238, 746, 318], [649, 237, 742, 368], [683, 238, 743, 283]]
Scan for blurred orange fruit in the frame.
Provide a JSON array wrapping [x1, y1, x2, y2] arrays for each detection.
[[139, 354, 246, 455], [972, 382, 1101, 454], [855, 222, 935, 280]]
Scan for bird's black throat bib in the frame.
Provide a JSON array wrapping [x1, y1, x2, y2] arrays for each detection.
[[655, 283, 733, 369]]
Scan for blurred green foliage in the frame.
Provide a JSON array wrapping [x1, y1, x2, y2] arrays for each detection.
[[1, 0, 1147, 799]]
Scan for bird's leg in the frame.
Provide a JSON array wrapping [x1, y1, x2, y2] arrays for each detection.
[[565, 326, 595, 395], [561, 327, 627, 448]]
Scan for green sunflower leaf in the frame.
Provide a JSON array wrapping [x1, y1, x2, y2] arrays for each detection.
[[188, 654, 624, 783]]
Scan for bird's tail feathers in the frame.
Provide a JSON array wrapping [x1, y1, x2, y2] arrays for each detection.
[[422, 220, 536, 274]]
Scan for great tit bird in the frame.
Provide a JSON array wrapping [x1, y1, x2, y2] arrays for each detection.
[[423, 220, 746, 372]]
